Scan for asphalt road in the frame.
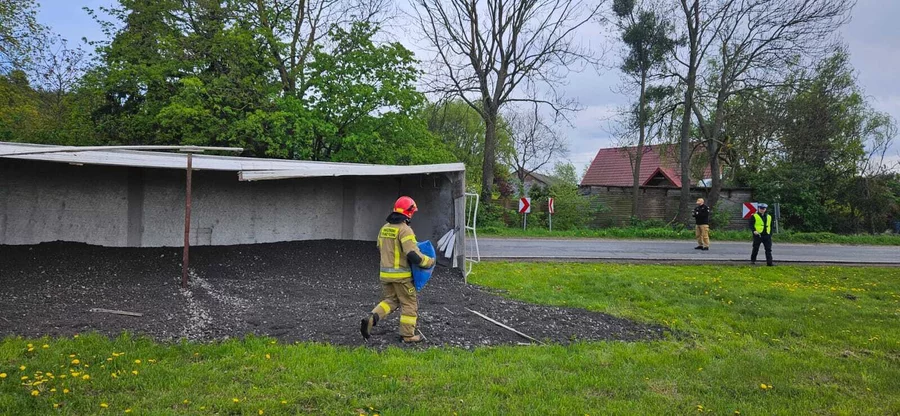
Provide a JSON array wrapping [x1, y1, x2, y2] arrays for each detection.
[[475, 238, 900, 265]]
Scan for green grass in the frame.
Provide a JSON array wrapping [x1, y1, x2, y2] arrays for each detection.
[[2, 264, 899, 414], [481, 226, 900, 245]]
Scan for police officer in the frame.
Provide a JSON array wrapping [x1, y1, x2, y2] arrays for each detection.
[[749, 203, 774, 266], [361, 196, 435, 343]]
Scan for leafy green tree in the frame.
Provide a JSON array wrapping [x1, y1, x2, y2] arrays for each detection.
[[752, 51, 880, 232], [77, 1, 450, 165], [612, 0, 676, 218], [0, 0, 44, 73]]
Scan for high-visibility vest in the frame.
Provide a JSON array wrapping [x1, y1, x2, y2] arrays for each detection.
[[753, 213, 772, 234]]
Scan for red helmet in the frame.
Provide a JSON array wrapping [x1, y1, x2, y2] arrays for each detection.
[[393, 196, 418, 218]]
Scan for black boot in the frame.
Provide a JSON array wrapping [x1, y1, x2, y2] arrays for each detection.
[[360, 313, 379, 340]]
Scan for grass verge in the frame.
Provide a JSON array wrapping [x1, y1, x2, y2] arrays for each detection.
[[481, 226, 900, 245], [1, 264, 898, 414]]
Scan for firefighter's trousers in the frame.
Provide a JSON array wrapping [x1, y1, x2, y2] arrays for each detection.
[[372, 280, 418, 337]]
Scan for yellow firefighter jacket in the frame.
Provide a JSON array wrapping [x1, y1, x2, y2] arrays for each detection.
[[378, 221, 434, 281]]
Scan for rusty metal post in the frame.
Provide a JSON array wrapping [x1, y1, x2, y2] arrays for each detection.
[[182, 153, 193, 289]]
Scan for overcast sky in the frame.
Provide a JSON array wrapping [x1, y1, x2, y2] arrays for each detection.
[[37, 0, 900, 172]]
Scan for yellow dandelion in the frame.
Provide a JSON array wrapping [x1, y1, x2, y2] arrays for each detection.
[[125, 409, 132, 413], [19, 365, 26, 371], [50, 388, 56, 392], [759, 383, 767, 389], [28, 348, 34, 352], [21, 376, 29, 380], [0, 373, 6, 378], [148, 359, 156, 363], [131, 370, 138, 375], [59, 375, 66, 379], [71, 372, 80, 377], [112, 353, 120, 357], [111, 373, 117, 378], [72, 359, 80, 365], [200, 407, 206, 411], [107, 358, 113, 361], [183, 399, 189, 404], [82, 374, 90, 380], [53, 403, 60, 408], [31, 390, 39, 397], [63, 389, 70, 394], [258, 410, 264, 415], [74, 334, 79, 338], [42, 344, 49, 349], [265, 354, 271, 359], [233, 398, 240, 403], [27, 343, 33, 348], [281, 400, 287, 405], [46, 372, 52, 377], [100, 403, 108, 408], [134, 360, 141, 364], [69, 354, 76, 358]]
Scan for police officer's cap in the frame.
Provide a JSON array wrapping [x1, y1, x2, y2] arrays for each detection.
[[758, 203, 768, 209]]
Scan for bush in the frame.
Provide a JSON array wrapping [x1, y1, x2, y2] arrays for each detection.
[[547, 183, 602, 231], [710, 203, 734, 229]]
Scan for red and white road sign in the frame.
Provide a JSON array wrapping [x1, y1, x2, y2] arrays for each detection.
[[548, 198, 555, 214], [518, 197, 531, 214], [742, 202, 758, 219]]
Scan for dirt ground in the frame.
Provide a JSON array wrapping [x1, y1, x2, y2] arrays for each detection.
[[0, 241, 665, 348]]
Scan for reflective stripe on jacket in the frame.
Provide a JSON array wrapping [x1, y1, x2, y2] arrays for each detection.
[[377, 222, 433, 280]]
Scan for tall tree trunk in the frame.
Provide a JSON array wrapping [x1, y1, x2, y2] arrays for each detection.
[[632, 70, 648, 218], [677, 0, 699, 225], [707, 140, 721, 208], [481, 109, 498, 204]]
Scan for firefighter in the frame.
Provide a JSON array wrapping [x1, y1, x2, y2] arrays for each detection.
[[360, 196, 435, 343], [749, 203, 774, 266]]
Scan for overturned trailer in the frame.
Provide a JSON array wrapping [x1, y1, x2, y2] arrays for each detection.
[[0, 142, 466, 269]]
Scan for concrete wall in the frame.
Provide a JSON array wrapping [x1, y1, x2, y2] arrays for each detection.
[[0, 159, 465, 266]]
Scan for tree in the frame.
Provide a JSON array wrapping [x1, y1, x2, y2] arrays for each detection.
[[243, 0, 387, 97], [79, 1, 450, 164], [612, 0, 676, 217], [690, 0, 853, 209], [0, 0, 44, 73], [503, 108, 567, 190], [413, 0, 603, 204], [424, 99, 513, 190], [751, 51, 885, 232], [672, 0, 702, 225]]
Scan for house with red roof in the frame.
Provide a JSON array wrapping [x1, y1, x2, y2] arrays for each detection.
[[581, 144, 707, 188], [579, 144, 750, 228]]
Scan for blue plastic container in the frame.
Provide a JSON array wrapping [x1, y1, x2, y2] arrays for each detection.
[[412, 240, 436, 291]]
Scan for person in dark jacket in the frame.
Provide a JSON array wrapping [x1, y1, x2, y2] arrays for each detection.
[[692, 198, 710, 250], [749, 203, 774, 266]]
